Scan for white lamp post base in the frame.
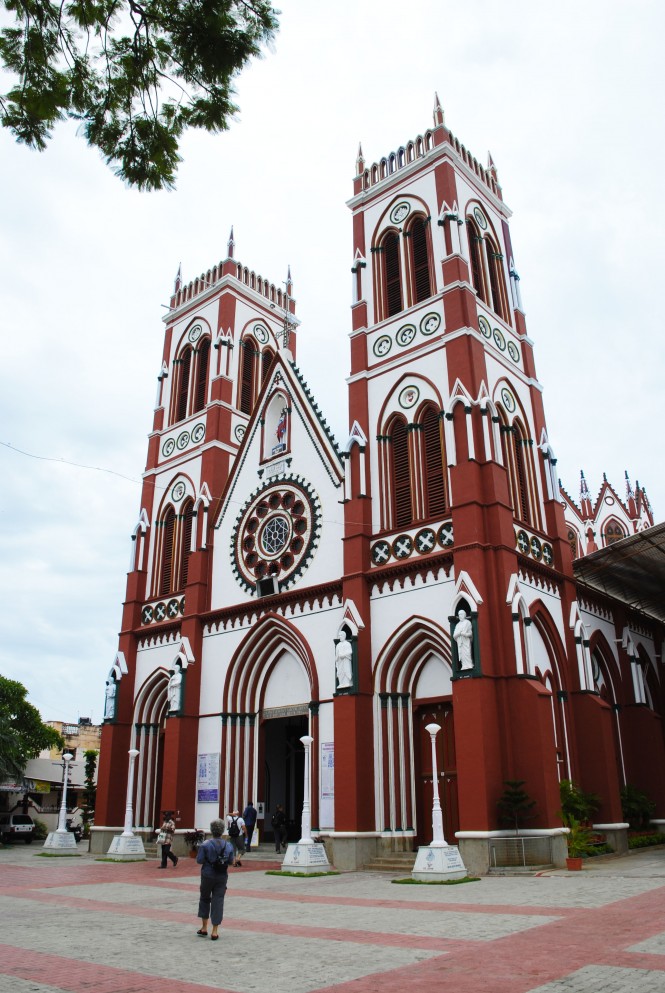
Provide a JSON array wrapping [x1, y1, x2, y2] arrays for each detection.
[[282, 841, 330, 874], [43, 831, 78, 852], [106, 834, 146, 859], [412, 844, 467, 881]]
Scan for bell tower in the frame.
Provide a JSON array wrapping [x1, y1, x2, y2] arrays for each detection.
[[96, 233, 297, 830]]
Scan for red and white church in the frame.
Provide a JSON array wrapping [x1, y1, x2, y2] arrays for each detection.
[[94, 97, 665, 871]]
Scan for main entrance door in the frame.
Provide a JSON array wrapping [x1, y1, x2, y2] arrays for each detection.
[[414, 701, 458, 845], [261, 712, 308, 844]]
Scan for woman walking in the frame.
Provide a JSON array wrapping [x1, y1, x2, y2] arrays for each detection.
[[196, 819, 234, 940], [158, 812, 178, 868]]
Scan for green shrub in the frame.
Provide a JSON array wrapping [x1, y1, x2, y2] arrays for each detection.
[[628, 832, 665, 850], [559, 779, 600, 823], [621, 785, 656, 830], [32, 818, 48, 841]]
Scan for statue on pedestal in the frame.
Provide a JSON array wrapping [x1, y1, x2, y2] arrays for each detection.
[[335, 631, 353, 690], [104, 678, 117, 720], [453, 609, 474, 671], [167, 663, 183, 713]]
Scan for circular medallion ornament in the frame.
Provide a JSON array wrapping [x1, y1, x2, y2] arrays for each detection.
[[438, 522, 454, 547], [542, 543, 553, 566], [188, 323, 203, 343], [176, 431, 190, 451], [507, 341, 520, 363], [420, 312, 441, 336], [162, 438, 176, 458], [392, 534, 413, 559], [171, 481, 186, 502], [478, 315, 492, 339], [167, 598, 180, 619], [390, 202, 411, 224], [141, 605, 154, 625], [232, 479, 321, 593], [373, 335, 392, 358], [399, 385, 420, 409], [191, 423, 205, 444], [493, 327, 506, 351], [254, 323, 269, 345], [530, 536, 542, 560], [396, 324, 417, 347], [501, 387, 516, 412], [516, 530, 529, 555], [234, 425, 246, 443], [415, 527, 436, 554], [473, 207, 487, 230], [371, 540, 391, 565]]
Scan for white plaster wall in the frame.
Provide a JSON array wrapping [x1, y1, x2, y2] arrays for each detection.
[[414, 654, 452, 698], [370, 571, 456, 667], [134, 640, 179, 700]]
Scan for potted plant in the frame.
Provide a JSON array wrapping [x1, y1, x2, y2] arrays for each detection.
[[184, 829, 205, 857], [563, 815, 594, 870]]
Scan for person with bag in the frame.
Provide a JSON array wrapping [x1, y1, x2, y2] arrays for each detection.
[[242, 801, 257, 851], [157, 811, 178, 868], [196, 819, 234, 940], [271, 804, 287, 852], [225, 809, 246, 867]]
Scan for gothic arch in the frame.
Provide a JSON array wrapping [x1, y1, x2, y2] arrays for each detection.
[[131, 668, 170, 828]]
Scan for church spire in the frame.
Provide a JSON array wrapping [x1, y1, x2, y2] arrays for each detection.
[[174, 263, 182, 294], [433, 92, 445, 127], [227, 226, 235, 260], [356, 143, 364, 175]]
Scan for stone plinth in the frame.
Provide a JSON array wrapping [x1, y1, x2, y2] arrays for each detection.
[[282, 842, 331, 874], [43, 831, 78, 853], [106, 834, 146, 860], [412, 844, 467, 881]]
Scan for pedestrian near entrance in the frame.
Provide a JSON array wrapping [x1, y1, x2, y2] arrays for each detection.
[[242, 801, 257, 851], [196, 819, 234, 940], [157, 812, 178, 868], [271, 804, 287, 852], [225, 809, 246, 866]]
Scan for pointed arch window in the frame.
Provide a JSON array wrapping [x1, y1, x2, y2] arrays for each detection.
[[466, 218, 487, 304], [382, 231, 403, 318], [486, 236, 508, 321], [239, 336, 257, 414], [261, 347, 275, 385], [175, 347, 192, 422], [176, 499, 194, 589], [389, 415, 412, 528], [158, 507, 176, 596], [408, 216, 432, 304], [513, 424, 531, 525], [193, 338, 210, 413], [603, 520, 626, 546], [421, 405, 446, 518], [567, 529, 579, 559]]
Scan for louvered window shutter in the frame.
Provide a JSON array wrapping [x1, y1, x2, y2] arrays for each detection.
[[239, 341, 255, 414], [176, 349, 192, 422], [513, 432, 531, 524], [487, 244, 503, 319], [423, 408, 446, 517], [392, 419, 412, 527], [178, 501, 194, 588], [411, 219, 431, 303], [159, 508, 176, 595], [193, 339, 210, 413], [467, 222, 486, 303], [384, 233, 402, 317]]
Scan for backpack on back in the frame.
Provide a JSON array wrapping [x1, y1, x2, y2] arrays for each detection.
[[212, 842, 230, 873], [228, 816, 240, 838]]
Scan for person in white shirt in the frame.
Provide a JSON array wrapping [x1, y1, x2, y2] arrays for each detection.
[[225, 809, 246, 866]]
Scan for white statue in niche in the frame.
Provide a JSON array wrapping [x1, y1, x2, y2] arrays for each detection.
[[104, 679, 117, 719], [167, 663, 183, 712], [335, 631, 353, 689], [453, 610, 474, 670]]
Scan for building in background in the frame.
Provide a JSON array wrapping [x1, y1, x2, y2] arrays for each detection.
[[93, 97, 665, 871]]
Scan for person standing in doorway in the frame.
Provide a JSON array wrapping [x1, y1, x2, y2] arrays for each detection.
[[271, 804, 287, 852], [242, 801, 257, 851], [225, 809, 246, 867], [158, 811, 178, 868]]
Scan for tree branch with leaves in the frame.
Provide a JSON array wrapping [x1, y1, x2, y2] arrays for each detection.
[[0, 0, 279, 189], [0, 674, 64, 782]]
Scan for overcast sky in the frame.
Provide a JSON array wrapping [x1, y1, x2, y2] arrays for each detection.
[[1, 0, 663, 724]]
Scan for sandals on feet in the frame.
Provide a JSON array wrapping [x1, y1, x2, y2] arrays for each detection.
[[196, 929, 208, 936], [211, 934, 219, 941]]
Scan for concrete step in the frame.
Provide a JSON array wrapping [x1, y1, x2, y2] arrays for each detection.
[[363, 853, 416, 872]]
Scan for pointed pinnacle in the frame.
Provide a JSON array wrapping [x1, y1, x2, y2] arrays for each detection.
[[227, 226, 235, 259]]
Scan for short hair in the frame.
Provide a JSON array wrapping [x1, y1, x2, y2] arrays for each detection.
[[210, 818, 224, 837]]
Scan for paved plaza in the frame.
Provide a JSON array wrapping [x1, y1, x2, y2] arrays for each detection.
[[1, 843, 665, 993]]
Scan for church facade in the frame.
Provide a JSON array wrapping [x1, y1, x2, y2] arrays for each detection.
[[94, 98, 665, 871]]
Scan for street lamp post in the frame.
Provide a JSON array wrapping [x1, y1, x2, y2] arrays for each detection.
[[56, 753, 74, 834], [299, 735, 314, 844], [424, 723, 447, 847], [121, 749, 140, 837]]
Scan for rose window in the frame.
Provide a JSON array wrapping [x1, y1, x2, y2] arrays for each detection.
[[232, 479, 320, 593]]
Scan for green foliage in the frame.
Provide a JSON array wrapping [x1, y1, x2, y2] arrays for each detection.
[[81, 749, 98, 827], [621, 785, 656, 829], [562, 815, 595, 858], [0, 0, 279, 189], [32, 817, 48, 840], [559, 779, 600, 823], [497, 780, 536, 834], [628, 831, 665, 850], [0, 674, 64, 781]]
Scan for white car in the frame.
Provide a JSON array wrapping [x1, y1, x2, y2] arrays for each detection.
[[0, 813, 35, 843]]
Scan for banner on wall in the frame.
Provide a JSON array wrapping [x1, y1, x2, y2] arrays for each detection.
[[320, 742, 334, 828], [197, 753, 220, 802]]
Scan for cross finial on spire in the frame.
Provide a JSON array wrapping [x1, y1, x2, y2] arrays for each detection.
[[580, 470, 590, 500], [174, 263, 182, 293], [227, 226, 235, 259], [433, 92, 444, 127], [356, 142, 364, 174], [625, 470, 635, 501]]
